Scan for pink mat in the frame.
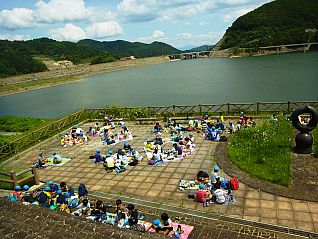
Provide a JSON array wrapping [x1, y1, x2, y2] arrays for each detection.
[[138, 221, 194, 239]]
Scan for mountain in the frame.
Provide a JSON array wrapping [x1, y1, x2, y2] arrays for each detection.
[[77, 39, 181, 57], [0, 37, 180, 78], [184, 45, 212, 52], [0, 38, 118, 78], [219, 0, 318, 49]]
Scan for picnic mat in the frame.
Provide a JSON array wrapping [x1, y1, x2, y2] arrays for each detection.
[[44, 158, 72, 167], [138, 221, 194, 239]]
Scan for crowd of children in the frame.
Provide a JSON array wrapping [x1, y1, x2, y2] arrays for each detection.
[[8, 181, 182, 236], [61, 125, 89, 147], [91, 141, 142, 173]]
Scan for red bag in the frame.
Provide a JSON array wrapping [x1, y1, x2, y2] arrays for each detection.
[[230, 178, 239, 190]]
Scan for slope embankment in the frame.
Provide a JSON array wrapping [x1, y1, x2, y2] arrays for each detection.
[[0, 56, 168, 96]]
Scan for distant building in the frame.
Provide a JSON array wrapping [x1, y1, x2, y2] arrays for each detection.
[[120, 56, 136, 61]]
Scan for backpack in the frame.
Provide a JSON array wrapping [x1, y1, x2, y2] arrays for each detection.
[[230, 178, 239, 190], [37, 192, 48, 204], [221, 181, 228, 189], [60, 203, 71, 214], [78, 183, 88, 197], [214, 189, 226, 204], [68, 197, 79, 209]]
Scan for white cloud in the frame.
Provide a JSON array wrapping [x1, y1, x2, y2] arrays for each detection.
[[50, 21, 124, 41], [151, 30, 165, 39], [137, 30, 166, 43], [34, 0, 91, 23], [85, 21, 123, 39], [50, 23, 87, 42], [173, 31, 224, 48], [117, 0, 158, 22], [0, 8, 35, 29], [0, 34, 30, 41], [115, 0, 272, 23], [176, 33, 192, 39]]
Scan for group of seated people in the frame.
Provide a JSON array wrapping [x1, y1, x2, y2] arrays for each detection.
[[9, 181, 179, 236], [34, 152, 62, 168], [101, 120, 133, 145], [192, 166, 238, 206], [93, 142, 142, 173], [144, 130, 196, 165], [61, 125, 89, 147], [8, 181, 86, 211]]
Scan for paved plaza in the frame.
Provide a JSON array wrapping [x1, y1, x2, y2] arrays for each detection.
[[3, 121, 318, 236]]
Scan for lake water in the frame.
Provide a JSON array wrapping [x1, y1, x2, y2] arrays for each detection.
[[0, 52, 317, 118]]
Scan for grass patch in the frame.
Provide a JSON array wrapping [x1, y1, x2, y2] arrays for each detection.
[[0, 116, 55, 132], [0, 116, 55, 147], [228, 118, 293, 186]]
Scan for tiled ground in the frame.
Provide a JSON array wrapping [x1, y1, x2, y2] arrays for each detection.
[[3, 121, 318, 234]]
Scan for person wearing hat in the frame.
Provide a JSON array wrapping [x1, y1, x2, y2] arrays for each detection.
[[36, 187, 51, 207], [52, 152, 62, 164], [194, 184, 211, 207], [94, 149, 103, 164], [144, 138, 154, 152], [21, 185, 36, 203], [48, 180, 59, 192], [153, 133, 163, 145], [36, 152, 48, 168], [55, 190, 65, 205], [103, 152, 115, 172], [189, 132, 195, 143], [239, 112, 246, 125], [12, 185, 22, 201], [123, 142, 131, 152], [210, 166, 221, 189], [151, 213, 173, 235]]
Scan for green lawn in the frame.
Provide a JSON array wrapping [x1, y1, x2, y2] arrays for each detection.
[[0, 116, 55, 147], [228, 118, 293, 186]]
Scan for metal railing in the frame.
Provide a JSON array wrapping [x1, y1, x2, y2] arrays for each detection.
[[0, 100, 317, 163]]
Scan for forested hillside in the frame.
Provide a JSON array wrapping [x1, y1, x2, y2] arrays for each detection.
[[77, 39, 181, 57], [0, 38, 118, 78], [220, 0, 318, 49], [0, 37, 180, 78]]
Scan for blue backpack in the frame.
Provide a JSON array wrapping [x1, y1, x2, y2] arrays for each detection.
[[78, 183, 88, 197], [68, 197, 79, 209]]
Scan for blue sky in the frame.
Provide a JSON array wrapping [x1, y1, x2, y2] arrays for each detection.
[[0, 0, 271, 50]]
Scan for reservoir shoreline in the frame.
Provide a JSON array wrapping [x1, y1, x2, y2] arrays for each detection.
[[0, 56, 169, 97]]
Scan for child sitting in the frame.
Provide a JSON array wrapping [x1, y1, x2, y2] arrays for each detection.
[[194, 184, 211, 207], [12, 185, 22, 201], [94, 149, 103, 164], [127, 204, 139, 226], [153, 122, 163, 133], [151, 213, 173, 235], [72, 198, 91, 216]]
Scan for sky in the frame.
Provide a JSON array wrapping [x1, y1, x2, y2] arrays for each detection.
[[0, 0, 272, 50]]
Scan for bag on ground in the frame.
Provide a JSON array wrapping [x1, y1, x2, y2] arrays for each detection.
[[230, 178, 239, 190]]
